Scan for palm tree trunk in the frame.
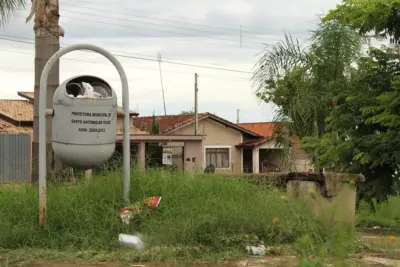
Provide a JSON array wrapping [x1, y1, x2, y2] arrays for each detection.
[[31, 0, 64, 182], [313, 115, 321, 173]]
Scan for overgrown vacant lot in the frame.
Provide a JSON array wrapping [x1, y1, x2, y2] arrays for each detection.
[[357, 197, 400, 231], [0, 170, 398, 266]]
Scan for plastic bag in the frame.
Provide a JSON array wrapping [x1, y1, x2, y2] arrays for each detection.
[[119, 196, 162, 225]]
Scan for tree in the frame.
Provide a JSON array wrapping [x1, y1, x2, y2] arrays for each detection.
[[323, 0, 400, 40], [302, 47, 400, 208], [180, 110, 194, 115], [253, 20, 364, 169], [27, 0, 65, 181], [150, 113, 160, 134], [0, 0, 26, 26], [303, 0, 400, 207]]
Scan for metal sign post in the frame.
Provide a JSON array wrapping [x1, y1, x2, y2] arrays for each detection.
[[38, 44, 131, 227]]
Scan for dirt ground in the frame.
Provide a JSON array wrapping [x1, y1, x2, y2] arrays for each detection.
[[8, 255, 400, 267], [5, 234, 400, 267]]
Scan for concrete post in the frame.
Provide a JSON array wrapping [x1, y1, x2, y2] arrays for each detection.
[[85, 169, 93, 179], [138, 141, 146, 170], [252, 148, 259, 174]]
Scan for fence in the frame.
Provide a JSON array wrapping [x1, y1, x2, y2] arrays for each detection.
[[0, 134, 31, 183]]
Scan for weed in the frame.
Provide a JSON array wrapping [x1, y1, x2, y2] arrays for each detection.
[[357, 196, 400, 231], [0, 169, 355, 262]]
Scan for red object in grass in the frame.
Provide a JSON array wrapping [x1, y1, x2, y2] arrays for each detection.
[[141, 196, 162, 210], [119, 196, 162, 225]]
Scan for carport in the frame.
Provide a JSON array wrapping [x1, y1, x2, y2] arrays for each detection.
[[116, 134, 204, 173]]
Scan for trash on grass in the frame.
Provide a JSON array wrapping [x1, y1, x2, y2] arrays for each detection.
[[119, 196, 162, 225], [119, 233, 145, 250], [246, 245, 268, 256]]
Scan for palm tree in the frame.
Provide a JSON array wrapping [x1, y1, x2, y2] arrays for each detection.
[[28, 0, 65, 181], [0, 0, 26, 26], [252, 20, 364, 170], [1, 0, 64, 181]]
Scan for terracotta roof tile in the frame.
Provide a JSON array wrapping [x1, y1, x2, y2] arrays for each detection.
[[116, 125, 148, 135], [236, 137, 269, 148], [132, 113, 260, 136], [17, 91, 139, 117], [0, 118, 32, 134], [0, 100, 34, 122], [132, 113, 208, 133], [238, 122, 303, 148], [237, 122, 281, 137]]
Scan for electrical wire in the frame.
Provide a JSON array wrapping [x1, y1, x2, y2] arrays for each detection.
[[0, 29, 232, 69], [75, 0, 297, 36], [62, 3, 291, 43], [59, 13, 263, 50], [0, 38, 252, 81], [0, 35, 253, 74]]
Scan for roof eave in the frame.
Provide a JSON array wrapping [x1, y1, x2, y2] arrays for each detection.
[[208, 115, 261, 137], [17, 92, 34, 102]]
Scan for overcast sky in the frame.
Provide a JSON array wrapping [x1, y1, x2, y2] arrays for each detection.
[[0, 0, 342, 123]]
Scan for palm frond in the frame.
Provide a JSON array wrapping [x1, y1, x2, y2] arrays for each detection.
[[252, 33, 310, 99], [0, 0, 26, 26], [310, 20, 365, 81]]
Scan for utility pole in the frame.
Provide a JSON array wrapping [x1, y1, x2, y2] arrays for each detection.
[[158, 53, 167, 116], [240, 25, 243, 48], [237, 109, 240, 123], [194, 73, 199, 135]]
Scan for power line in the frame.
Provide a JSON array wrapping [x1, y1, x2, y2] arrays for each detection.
[[0, 37, 252, 80], [11, 10, 302, 53], [11, 11, 266, 51], [75, 0, 294, 36], [60, 13, 263, 50], [0, 35, 253, 74], [1, 24, 234, 69], [62, 3, 285, 43]]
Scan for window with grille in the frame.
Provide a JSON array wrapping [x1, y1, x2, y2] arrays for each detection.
[[205, 147, 230, 169]]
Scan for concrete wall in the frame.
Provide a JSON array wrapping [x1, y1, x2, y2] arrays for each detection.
[[184, 141, 203, 173], [171, 119, 243, 173], [287, 180, 357, 227], [292, 147, 313, 172]]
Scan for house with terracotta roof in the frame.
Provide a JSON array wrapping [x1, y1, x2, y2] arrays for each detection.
[[133, 113, 270, 173], [237, 122, 314, 173], [1, 91, 312, 175]]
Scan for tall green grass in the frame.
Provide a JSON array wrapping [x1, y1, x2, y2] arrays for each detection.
[[357, 196, 400, 230], [0, 169, 354, 260]]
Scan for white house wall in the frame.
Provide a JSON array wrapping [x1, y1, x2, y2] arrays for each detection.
[[169, 118, 243, 173]]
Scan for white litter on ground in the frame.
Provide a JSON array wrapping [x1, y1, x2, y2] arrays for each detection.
[[246, 245, 268, 256], [119, 233, 145, 250]]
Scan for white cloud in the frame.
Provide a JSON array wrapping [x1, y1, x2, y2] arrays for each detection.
[[0, 0, 342, 122]]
